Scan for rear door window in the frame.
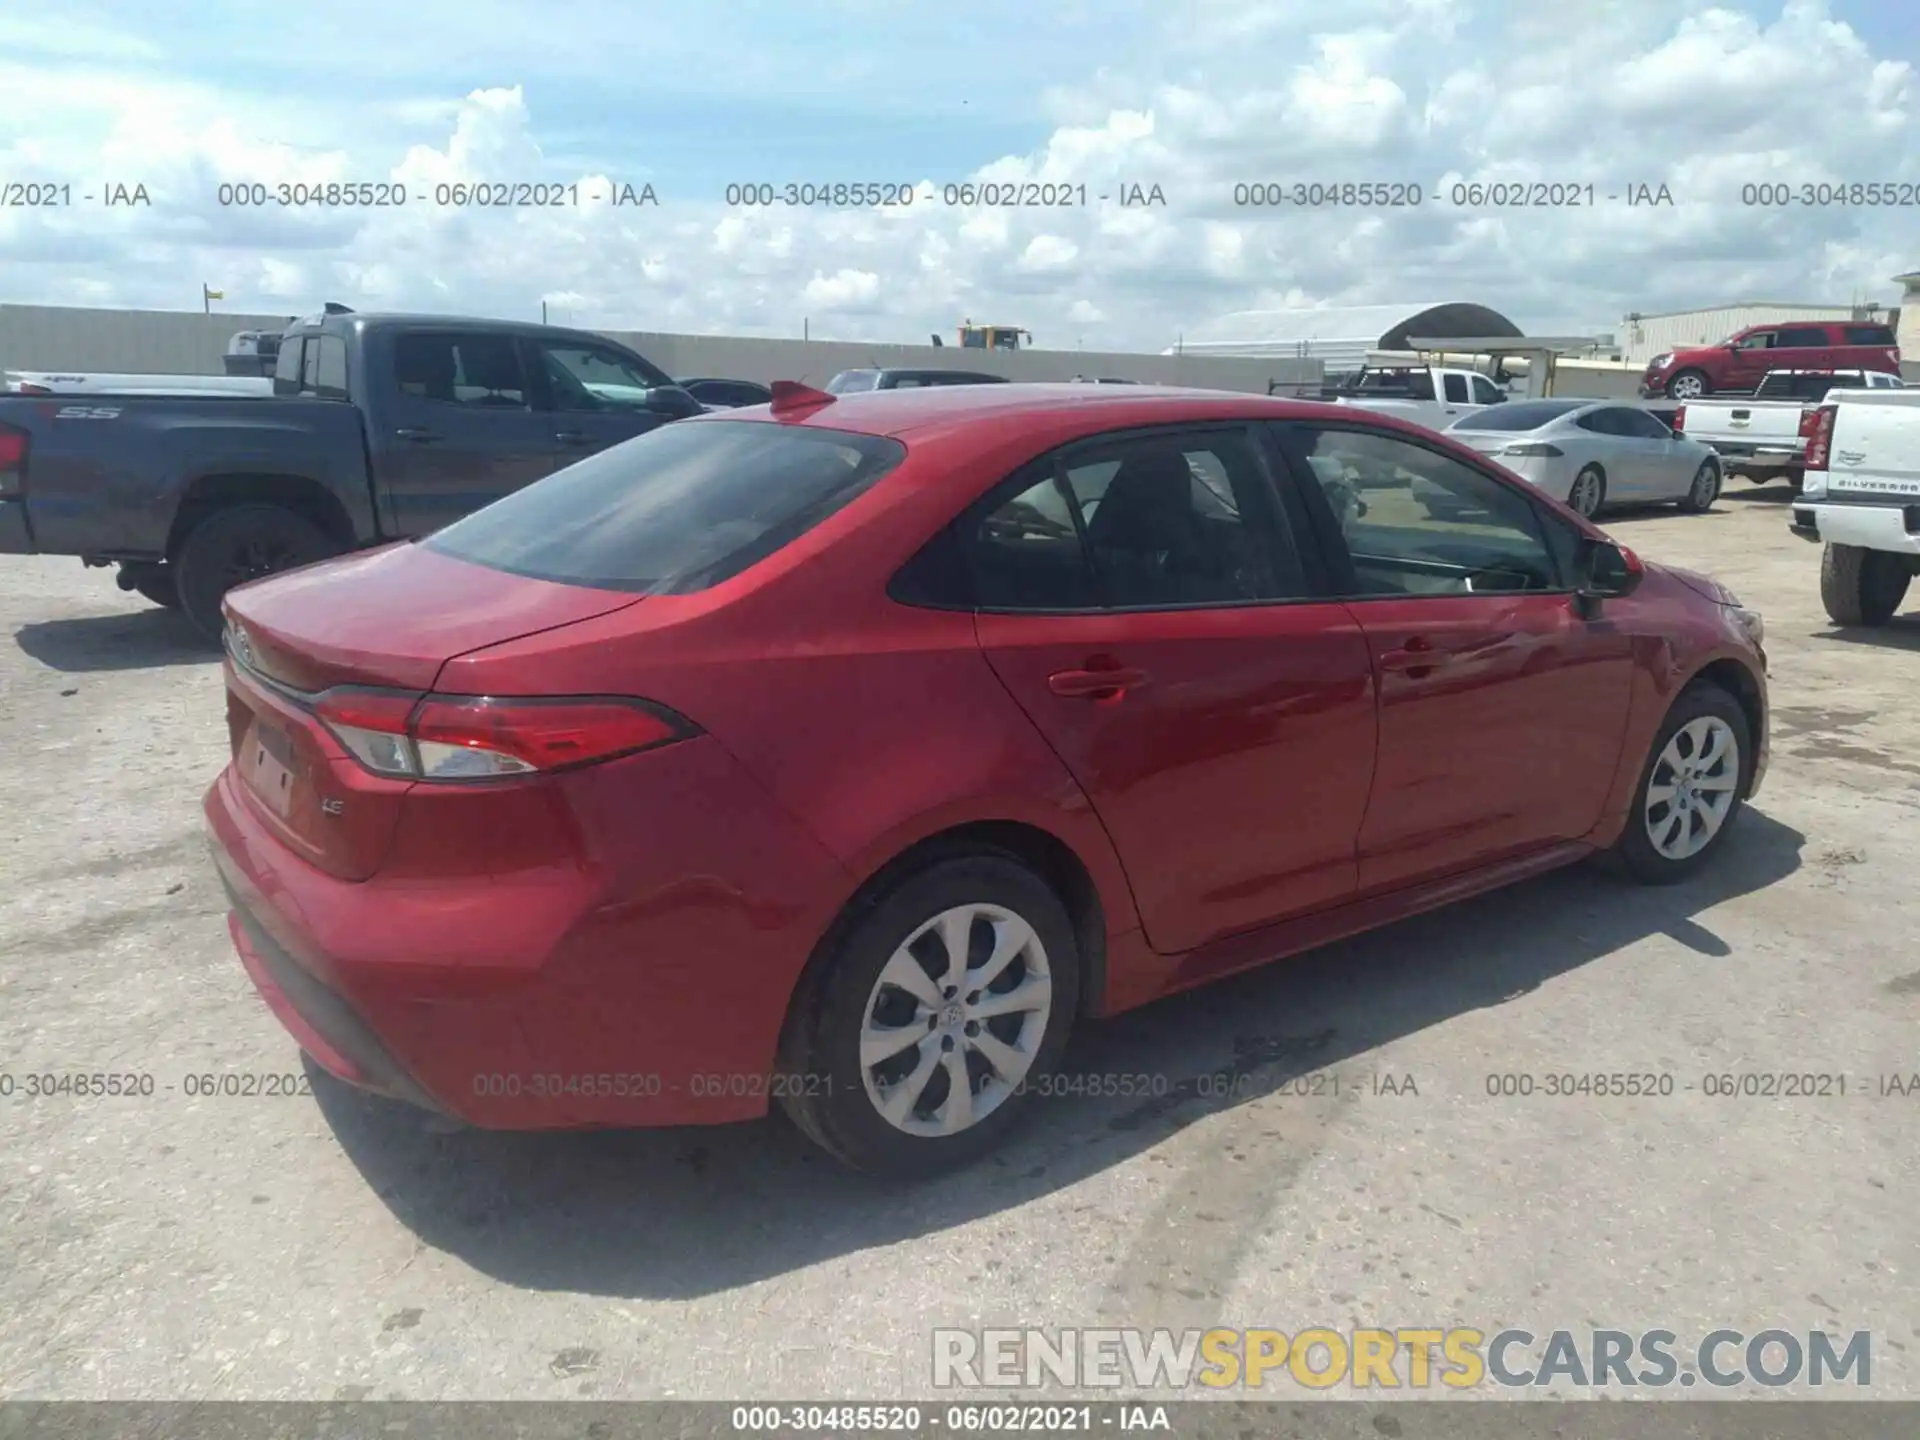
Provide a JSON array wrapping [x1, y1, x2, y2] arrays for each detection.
[[423, 420, 906, 593], [1775, 326, 1831, 348], [392, 332, 530, 409]]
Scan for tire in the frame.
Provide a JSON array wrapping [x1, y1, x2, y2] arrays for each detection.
[[131, 572, 182, 610], [1566, 465, 1606, 519], [1609, 682, 1752, 885], [174, 504, 340, 641], [1665, 369, 1710, 400], [1677, 460, 1720, 513], [1820, 542, 1911, 627], [777, 849, 1081, 1177]]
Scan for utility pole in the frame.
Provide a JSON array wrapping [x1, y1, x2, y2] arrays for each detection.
[[542, 301, 548, 324]]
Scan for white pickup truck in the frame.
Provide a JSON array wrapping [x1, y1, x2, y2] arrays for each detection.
[[1678, 368, 1904, 489], [1789, 388, 1920, 625], [1319, 364, 1508, 431]]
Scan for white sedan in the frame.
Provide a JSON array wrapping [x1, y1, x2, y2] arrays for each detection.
[[1442, 399, 1723, 518]]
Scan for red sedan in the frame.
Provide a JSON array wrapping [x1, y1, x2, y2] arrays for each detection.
[[204, 383, 1770, 1175]]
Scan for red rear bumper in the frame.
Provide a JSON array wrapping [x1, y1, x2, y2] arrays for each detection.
[[203, 735, 853, 1129]]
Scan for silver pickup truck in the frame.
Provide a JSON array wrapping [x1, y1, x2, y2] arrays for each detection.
[[1676, 368, 1903, 489]]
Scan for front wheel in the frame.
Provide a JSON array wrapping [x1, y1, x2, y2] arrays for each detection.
[[1820, 542, 1911, 627], [778, 851, 1080, 1177], [174, 504, 341, 642], [1665, 369, 1710, 400], [1609, 683, 1751, 885]]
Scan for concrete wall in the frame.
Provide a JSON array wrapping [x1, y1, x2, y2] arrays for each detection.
[[1, 303, 1323, 395], [584, 330, 1328, 394], [0, 304, 297, 376]]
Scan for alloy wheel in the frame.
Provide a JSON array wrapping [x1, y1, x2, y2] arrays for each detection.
[[858, 903, 1053, 1137], [1669, 374, 1706, 400], [1569, 469, 1603, 517], [1643, 716, 1740, 860], [1689, 464, 1718, 508]]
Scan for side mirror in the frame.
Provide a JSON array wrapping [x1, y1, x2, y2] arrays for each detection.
[[646, 384, 703, 418], [1575, 537, 1643, 613]]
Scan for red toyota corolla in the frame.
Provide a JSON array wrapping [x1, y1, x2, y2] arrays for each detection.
[[205, 383, 1770, 1175]]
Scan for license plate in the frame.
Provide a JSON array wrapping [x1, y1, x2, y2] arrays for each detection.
[[245, 725, 296, 818]]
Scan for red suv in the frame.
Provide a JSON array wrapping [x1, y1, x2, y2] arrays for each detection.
[[1642, 319, 1900, 399], [204, 384, 1770, 1176]]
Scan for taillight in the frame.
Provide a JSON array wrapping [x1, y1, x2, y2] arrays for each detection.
[[1499, 442, 1564, 457], [0, 425, 26, 496], [1671, 405, 1686, 434], [1803, 405, 1838, 470], [313, 688, 693, 781]]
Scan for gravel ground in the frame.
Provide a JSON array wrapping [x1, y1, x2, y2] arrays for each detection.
[[1, 479, 1915, 1401]]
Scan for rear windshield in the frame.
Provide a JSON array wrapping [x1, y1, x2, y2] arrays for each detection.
[[826, 371, 879, 393], [423, 420, 906, 594], [1450, 400, 1584, 431]]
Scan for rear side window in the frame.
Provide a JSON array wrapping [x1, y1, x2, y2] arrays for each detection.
[[423, 420, 906, 594], [1845, 325, 1896, 346], [392, 332, 529, 409], [1775, 326, 1831, 348], [272, 335, 306, 395]]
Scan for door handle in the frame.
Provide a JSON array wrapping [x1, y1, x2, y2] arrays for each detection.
[[1379, 636, 1450, 674], [395, 427, 442, 443], [554, 429, 591, 445], [1048, 666, 1150, 699]]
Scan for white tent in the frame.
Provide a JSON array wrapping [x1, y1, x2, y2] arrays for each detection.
[[1168, 302, 1526, 372]]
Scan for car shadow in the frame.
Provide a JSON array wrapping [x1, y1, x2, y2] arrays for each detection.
[[311, 809, 1805, 1300], [1811, 617, 1920, 650], [1718, 479, 1798, 505], [14, 608, 218, 672]]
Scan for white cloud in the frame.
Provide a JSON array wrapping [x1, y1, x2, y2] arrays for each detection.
[[0, 1, 1915, 352]]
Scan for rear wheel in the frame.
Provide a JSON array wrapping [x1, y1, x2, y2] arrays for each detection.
[[1566, 466, 1606, 518], [1677, 460, 1720, 513], [1820, 542, 1911, 627], [778, 850, 1080, 1177], [174, 504, 340, 641], [1610, 682, 1751, 885]]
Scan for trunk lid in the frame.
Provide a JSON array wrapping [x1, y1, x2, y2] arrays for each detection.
[[220, 540, 643, 880], [223, 541, 641, 692]]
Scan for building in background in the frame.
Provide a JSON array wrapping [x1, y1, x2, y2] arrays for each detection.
[[1166, 302, 1524, 373], [1895, 270, 1920, 381], [1618, 300, 1900, 366]]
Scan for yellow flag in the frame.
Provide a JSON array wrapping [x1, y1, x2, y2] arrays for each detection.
[[205, 288, 225, 300]]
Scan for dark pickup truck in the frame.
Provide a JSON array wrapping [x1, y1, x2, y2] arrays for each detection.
[[0, 309, 702, 637]]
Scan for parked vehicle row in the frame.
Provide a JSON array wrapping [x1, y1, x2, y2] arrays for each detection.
[[1788, 385, 1920, 626], [1675, 368, 1904, 491], [203, 381, 1769, 1176], [1640, 320, 1900, 400]]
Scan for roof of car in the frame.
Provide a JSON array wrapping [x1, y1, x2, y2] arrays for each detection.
[[690, 381, 1419, 441]]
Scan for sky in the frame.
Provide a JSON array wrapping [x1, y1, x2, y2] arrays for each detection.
[[1, 0, 1916, 351]]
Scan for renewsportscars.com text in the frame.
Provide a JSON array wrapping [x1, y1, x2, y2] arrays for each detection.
[[932, 1327, 1871, 1391]]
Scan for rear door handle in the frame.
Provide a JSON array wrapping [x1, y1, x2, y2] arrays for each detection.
[[395, 427, 442, 443], [1048, 666, 1150, 699]]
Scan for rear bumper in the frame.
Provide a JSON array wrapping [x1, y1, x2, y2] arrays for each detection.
[[203, 736, 853, 1130], [0, 498, 33, 554], [1791, 502, 1920, 554]]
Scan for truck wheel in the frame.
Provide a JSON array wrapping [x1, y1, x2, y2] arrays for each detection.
[[1665, 370, 1710, 400], [1821, 542, 1911, 627], [175, 504, 340, 641]]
